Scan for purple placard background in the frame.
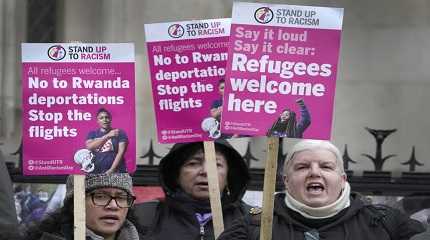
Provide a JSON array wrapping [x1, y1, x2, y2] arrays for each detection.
[[22, 60, 136, 175], [147, 37, 228, 143], [221, 9, 342, 139]]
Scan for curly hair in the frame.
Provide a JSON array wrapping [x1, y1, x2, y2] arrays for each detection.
[[267, 109, 297, 137]]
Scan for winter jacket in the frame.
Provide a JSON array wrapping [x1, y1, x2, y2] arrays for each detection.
[[218, 193, 425, 240], [34, 220, 141, 240], [0, 157, 18, 228], [26, 217, 144, 240], [409, 227, 430, 240], [134, 140, 252, 240], [0, 157, 20, 239]]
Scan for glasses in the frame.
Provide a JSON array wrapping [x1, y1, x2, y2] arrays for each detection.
[[89, 192, 136, 208], [304, 229, 319, 240]]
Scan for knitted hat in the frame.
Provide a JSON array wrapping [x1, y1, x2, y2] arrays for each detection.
[[64, 173, 133, 204]]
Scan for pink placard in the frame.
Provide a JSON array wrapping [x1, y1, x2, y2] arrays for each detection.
[[22, 43, 136, 175], [145, 18, 231, 143], [221, 2, 344, 140]]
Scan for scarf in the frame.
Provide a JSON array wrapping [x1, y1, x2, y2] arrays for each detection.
[[284, 182, 351, 219], [195, 212, 213, 227], [86, 220, 139, 240], [168, 190, 213, 213]]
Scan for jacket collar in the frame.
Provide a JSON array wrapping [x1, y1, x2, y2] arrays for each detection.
[[274, 192, 365, 231], [85, 220, 140, 240]]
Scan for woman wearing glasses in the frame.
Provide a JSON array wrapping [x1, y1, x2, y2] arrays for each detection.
[[218, 140, 425, 240], [24, 173, 145, 240]]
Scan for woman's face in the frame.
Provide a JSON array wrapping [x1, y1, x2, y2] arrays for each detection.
[[218, 82, 225, 96], [178, 149, 229, 200], [284, 149, 346, 208], [85, 188, 129, 238], [97, 112, 112, 130], [280, 110, 290, 122]]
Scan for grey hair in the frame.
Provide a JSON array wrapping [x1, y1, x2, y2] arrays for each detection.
[[283, 139, 345, 177]]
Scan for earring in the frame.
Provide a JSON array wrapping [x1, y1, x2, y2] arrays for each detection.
[[226, 186, 231, 196]]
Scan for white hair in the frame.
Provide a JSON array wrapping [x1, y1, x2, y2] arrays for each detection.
[[283, 139, 345, 176]]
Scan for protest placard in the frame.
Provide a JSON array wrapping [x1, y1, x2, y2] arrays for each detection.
[[225, 3, 344, 240], [145, 19, 231, 238], [145, 18, 230, 143], [23, 43, 136, 239], [22, 43, 136, 175], [222, 2, 343, 140]]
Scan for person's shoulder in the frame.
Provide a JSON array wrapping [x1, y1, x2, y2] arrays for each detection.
[[134, 200, 162, 213], [0, 223, 23, 240], [237, 201, 260, 213], [362, 203, 404, 224], [218, 217, 252, 240], [219, 205, 261, 240], [117, 129, 128, 139], [410, 230, 430, 240], [365, 203, 397, 213], [39, 232, 66, 240], [211, 99, 222, 108], [133, 200, 162, 227], [248, 206, 262, 226], [363, 203, 425, 239], [86, 129, 98, 138], [237, 202, 262, 226]]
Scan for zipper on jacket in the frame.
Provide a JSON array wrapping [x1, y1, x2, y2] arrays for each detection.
[[200, 225, 205, 240]]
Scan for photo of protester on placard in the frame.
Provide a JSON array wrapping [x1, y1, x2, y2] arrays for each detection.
[[210, 78, 225, 122], [266, 98, 311, 138], [201, 78, 239, 139], [82, 108, 129, 174], [201, 79, 224, 139]]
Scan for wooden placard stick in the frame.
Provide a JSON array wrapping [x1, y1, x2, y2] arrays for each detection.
[[259, 137, 279, 240], [203, 141, 224, 238], [73, 175, 86, 240]]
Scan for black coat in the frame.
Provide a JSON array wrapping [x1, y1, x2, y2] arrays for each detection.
[[0, 158, 18, 228], [219, 193, 425, 240], [0, 158, 20, 240], [23, 209, 146, 240], [134, 140, 252, 240], [135, 196, 252, 240], [27, 221, 144, 240]]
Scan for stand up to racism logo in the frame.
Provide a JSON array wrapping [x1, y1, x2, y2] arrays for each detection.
[[168, 24, 185, 38], [47, 45, 67, 61], [254, 7, 274, 24]]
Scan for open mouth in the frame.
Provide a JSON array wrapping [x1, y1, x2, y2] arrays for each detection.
[[306, 183, 325, 193]]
